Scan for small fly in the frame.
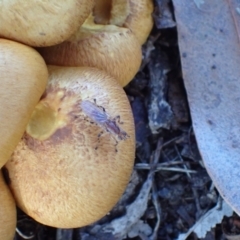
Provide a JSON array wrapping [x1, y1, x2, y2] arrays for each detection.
[[80, 100, 129, 142]]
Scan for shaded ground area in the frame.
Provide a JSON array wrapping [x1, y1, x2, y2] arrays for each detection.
[[13, 1, 240, 240]]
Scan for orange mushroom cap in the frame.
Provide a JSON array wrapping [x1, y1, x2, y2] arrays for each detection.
[[0, 38, 48, 168], [5, 66, 135, 228], [0, 0, 94, 47], [37, 15, 142, 87]]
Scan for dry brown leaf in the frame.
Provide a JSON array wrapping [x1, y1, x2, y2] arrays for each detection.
[[172, 0, 240, 214]]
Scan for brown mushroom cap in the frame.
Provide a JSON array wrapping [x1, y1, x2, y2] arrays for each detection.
[[93, 0, 154, 45], [0, 0, 94, 47], [0, 170, 16, 240], [5, 66, 135, 228], [0, 39, 48, 168], [38, 15, 142, 87]]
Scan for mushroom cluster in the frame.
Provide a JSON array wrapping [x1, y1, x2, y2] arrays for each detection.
[[0, 0, 153, 236], [37, 0, 154, 86]]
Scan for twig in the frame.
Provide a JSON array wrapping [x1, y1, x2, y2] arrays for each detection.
[[135, 164, 196, 174], [149, 181, 161, 240], [174, 144, 202, 218], [15, 228, 34, 239]]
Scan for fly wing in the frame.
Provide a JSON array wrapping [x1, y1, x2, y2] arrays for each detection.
[[81, 100, 107, 124]]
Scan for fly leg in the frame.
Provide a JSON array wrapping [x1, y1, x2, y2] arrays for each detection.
[[95, 130, 104, 150], [103, 126, 119, 152], [113, 115, 124, 124], [112, 136, 119, 153], [114, 138, 119, 153], [107, 133, 119, 153], [77, 114, 89, 123], [98, 131, 104, 138], [94, 98, 106, 112], [82, 116, 96, 125]]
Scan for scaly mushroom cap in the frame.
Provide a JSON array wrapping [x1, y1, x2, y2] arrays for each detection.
[[93, 0, 154, 45], [38, 15, 142, 87], [5, 66, 135, 228], [0, 0, 94, 47], [0, 170, 16, 240], [0, 38, 48, 168]]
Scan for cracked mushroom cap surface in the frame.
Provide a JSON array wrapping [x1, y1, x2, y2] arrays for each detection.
[[0, 170, 16, 240], [5, 66, 135, 228], [0, 38, 48, 168], [0, 0, 94, 47]]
